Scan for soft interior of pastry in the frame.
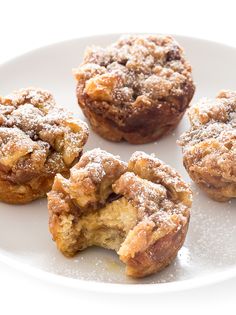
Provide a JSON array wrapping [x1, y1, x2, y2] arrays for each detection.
[[74, 197, 138, 252]]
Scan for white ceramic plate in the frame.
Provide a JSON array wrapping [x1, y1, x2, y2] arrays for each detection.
[[0, 34, 235, 293]]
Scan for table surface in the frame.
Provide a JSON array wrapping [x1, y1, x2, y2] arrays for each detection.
[[0, 0, 235, 314]]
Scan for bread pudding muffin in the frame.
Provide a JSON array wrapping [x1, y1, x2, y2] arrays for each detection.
[[48, 149, 192, 278], [179, 90, 236, 202], [74, 35, 195, 144], [0, 88, 89, 204]]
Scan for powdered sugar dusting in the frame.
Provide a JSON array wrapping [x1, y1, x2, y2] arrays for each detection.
[[0, 87, 88, 184], [113, 169, 189, 232], [180, 90, 236, 147], [75, 34, 194, 115], [72, 148, 127, 184], [179, 90, 236, 201]]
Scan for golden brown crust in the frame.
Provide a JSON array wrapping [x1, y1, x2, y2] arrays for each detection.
[[74, 35, 195, 144], [48, 149, 192, 278], [56, 148, 127, 213], [179, 90, 236, 201], [0, 88, 89, 204], [124, 219, 189, 278]]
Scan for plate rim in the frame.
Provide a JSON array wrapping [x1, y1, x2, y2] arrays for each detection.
[[0, 33, 236, 293], [1, 250, 236, 294]]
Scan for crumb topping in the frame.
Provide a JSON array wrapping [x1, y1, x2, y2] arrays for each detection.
[[179, 90, 236, 148], [48, 149, 191, 271], [0, 88, 88, 184], [113, 171, 188, 230], [179, 90, 236, 201], [74, 35, 194, 124], [65, 148, 127, 210], [70, 148, 127, 184], [128, 151, 192, 206], [188, 91, 236, 128], [49, 149, 191, 241]]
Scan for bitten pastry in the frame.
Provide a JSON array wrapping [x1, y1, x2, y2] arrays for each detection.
[[48, 149, 192, 278], [179, 90, 236, 202], [74, 35, 195, 144], [0, 88, 89, 204]]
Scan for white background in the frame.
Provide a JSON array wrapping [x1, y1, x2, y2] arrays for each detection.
[[0, 0, 236, 314]]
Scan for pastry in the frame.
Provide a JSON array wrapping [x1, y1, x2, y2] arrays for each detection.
[[48, 149, 192, 278], [74, 34, 195, 144], [179, 90, 236, 201], [0, 88, 88, 204]]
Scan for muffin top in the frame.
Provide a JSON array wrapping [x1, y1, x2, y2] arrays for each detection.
[[74, 35, 194, 125], [0, 88, 88, 184], [48, 149, 192, 277], [179, 90, 236, 148], [49, 149, 192, 253], [179, 90, 236, 201]]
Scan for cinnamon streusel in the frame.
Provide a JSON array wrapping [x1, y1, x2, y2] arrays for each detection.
[[48, 149, 192, 278], [0, 88, 89, 204], [74, 35, 195, 144], [179, 90, 236, 202]]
